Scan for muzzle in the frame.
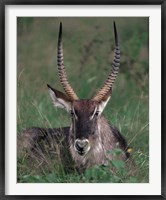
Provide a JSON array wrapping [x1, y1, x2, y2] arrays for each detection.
[[74, 139, 90, 156]]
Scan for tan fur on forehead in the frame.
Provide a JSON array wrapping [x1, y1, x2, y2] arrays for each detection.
[[72, 100, 99, 112]]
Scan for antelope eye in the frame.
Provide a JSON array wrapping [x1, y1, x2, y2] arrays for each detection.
[[90, 108, 99, 120], [70, 110, 74, 115], [70, 109, 78, 119], [95, 110, 99, 116]]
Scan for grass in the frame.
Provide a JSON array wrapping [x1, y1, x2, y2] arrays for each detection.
[[17, 17, 149, 183]]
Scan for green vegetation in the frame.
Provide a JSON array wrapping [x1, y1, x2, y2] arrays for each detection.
[[17, 17, 149, 183]]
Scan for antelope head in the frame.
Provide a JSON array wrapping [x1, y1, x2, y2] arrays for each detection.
[[47, 22, 120, 156]]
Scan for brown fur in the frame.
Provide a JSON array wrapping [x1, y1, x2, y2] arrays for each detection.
[[18, 114, 134, 173], [68, 114, 130, 172]]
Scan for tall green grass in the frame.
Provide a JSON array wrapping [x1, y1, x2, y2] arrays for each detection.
[[17, 17, 149, 183]]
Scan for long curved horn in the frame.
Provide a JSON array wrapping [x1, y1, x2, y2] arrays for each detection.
[[57, 22, 79, 100], [92, 22, 120, 102]]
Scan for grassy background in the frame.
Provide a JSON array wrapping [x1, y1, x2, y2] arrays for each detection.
[[17, 17, 149, 183]]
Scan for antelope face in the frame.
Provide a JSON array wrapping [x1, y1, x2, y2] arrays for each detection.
[[71, 100, 99, 155], [47, 22, 120, 156], [47, 86, 109, 156]]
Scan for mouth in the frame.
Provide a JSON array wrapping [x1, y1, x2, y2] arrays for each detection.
[[75, 146, 91, 156], [77, 150, 87, 156]]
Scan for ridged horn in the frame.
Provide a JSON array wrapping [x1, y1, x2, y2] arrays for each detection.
[[92, 22, 120, 102], [57, 22, 79, 101]]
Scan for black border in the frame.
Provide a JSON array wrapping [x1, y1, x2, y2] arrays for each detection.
[[1, 0, 165, 199]]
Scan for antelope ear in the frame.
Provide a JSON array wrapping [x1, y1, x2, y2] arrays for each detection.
[[47, 84, 72, 112], [98, 89, 112, 113]]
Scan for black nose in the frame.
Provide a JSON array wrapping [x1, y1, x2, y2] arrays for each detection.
[[75, 143, 84, 153]]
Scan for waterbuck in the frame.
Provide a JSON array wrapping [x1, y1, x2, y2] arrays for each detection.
[[18, 22, 134, 173]]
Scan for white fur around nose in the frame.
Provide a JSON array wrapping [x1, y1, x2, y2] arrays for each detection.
[[75, 139, 89, 148]]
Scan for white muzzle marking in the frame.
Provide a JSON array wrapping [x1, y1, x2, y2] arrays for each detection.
[[74, 139, 91, 155]]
